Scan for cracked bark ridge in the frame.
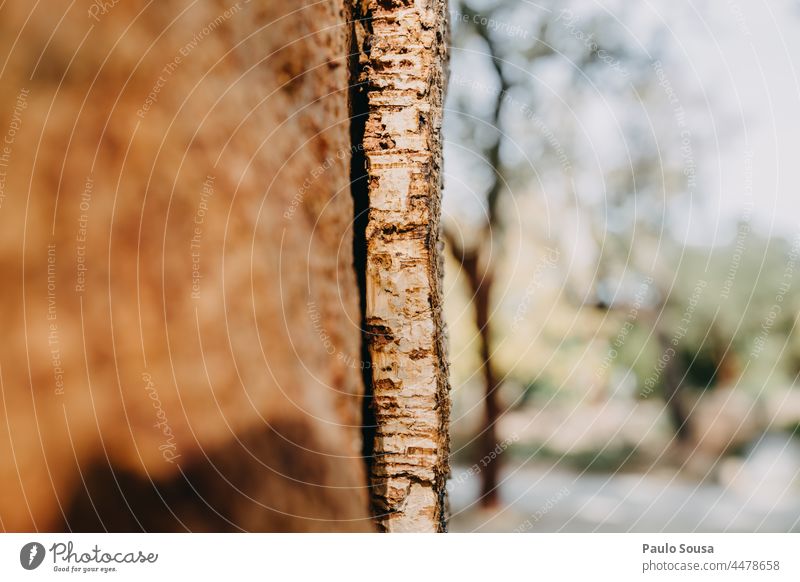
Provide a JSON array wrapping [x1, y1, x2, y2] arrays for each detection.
[[357, 0, 450, 532]]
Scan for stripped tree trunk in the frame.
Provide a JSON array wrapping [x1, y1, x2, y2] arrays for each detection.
[[353, 0, 451, 532]]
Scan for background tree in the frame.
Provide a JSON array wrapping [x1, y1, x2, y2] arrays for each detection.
[[444, 0, 736, 505]]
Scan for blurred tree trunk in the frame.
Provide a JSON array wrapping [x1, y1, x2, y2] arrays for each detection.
[[658, 331, 692, 442], [463, 252, 500, 506], [446, 235, 501, 507], [354, 0, 451, 532], [442, 3, 515, 508]]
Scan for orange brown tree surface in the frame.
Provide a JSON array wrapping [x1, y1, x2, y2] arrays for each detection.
[[0, 0, 450, 532]]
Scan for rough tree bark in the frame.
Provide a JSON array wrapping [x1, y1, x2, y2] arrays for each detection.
[[354, 0, 451, 532]]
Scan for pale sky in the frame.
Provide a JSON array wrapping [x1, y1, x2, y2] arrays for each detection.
[[443, 0, 800, 246]]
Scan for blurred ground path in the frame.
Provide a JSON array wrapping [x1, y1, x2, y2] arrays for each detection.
[[448, 433, 800, 532]]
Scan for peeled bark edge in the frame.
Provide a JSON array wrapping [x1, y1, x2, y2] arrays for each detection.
[[351, 0, 451, 532]]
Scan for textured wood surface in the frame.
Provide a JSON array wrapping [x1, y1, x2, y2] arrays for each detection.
[[0, 0, 372, 531], [355, 0, 451, 532]]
